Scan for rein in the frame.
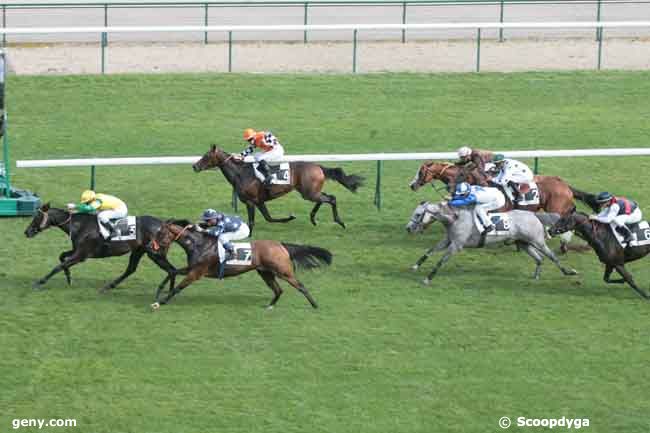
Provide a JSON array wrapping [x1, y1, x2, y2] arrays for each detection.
[[40, 209, 72, 229], [173, 225, 193, 241]]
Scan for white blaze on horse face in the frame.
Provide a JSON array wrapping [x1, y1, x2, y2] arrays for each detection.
[[409, 168, 422, 189]]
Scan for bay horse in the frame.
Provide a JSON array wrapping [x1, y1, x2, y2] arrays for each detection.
[[409, 161, 577, 252], [550, 211, 650, 300], [192, 145, 364, 233], [24, 203, 178, 293], [149, 221, 332, 310]]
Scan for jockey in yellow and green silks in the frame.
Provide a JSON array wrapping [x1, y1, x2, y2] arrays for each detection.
[[67, 190, 128, 239]]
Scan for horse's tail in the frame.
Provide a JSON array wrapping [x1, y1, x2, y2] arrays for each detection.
[[320, 166, 364, 192], [535, 212, 561, 227], [282, 243, 333, 269], [569, 185, 601, 213]]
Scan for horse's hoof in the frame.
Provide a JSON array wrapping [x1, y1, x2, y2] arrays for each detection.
[[568, 269, 579, 276], [310, 218, 317, 226], [411, 264, 420, 271], [337, 222, 346, 229], [422, 278, 431, 286], [151, 302, 160, 311], [99, 284, 112, 293], [266, 305, 274, 310], [32, 281, 45, 290]]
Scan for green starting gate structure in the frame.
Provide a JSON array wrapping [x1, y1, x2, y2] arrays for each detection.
[[0, 49, 40, 216]]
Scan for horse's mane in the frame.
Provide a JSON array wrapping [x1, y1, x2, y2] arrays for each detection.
[[165, 218, 193, 227]]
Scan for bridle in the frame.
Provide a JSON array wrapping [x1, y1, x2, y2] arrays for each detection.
[[37, 208, 72, 231]]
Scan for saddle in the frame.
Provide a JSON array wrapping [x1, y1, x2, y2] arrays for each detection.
[[253, 162, 291, 185], [105, 216, 137, 241]]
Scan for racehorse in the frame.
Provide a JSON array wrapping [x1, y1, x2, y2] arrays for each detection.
[[149, 220, 332, 310], [406, 201, 578, 284], [192, 145, 364, 233], [24, 203, 178, 293], [409, 161, 577, 252], [550, 211, 650, 300]]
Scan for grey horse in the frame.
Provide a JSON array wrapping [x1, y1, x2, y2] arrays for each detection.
[[406, 201, 578, 284]]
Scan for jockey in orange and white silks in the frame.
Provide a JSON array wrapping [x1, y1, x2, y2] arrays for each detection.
[[491, 154, 534, 202], [237, 128, 285, 186], [67, 190, 128, 239], [591, 192, 642, 243]]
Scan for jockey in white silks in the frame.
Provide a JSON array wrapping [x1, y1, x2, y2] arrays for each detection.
[[591, 191, 643, 243], [234, 128, 285, 187], [448, 182, 506, 233], [491, 154, 534, 203]]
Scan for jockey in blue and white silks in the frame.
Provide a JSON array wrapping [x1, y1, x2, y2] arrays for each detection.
[[195, 209, 251, 279], [492, 154, 534, 203], [449, 182, 506, 233], [591, 192, 642, 243]]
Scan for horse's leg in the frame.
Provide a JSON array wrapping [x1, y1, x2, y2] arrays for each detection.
[[323, 193, 345, 228], [256, 202, 296, 223], [603, 264, 625, 284], [153, 267, 190, 301], [247, 203, 256, 234], [309, 202, 323, 226], [257, 270, 283, 309], [100, 248, 146, 293], [59, 251, 74, 285], [613, 264, 650, 299], [519, 242, 544, 280], [412, 238, 450, 271], [530, 242, 578, 276], [33, 251, 86, 290], [145, 251, 181, 295], [424, 242, 461, 284], [151, 265, 208, 310], [277, 273, 318, 309]]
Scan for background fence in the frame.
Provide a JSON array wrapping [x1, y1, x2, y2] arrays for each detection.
[[17, 147, 650, 210], [2, 0, 650, 44]]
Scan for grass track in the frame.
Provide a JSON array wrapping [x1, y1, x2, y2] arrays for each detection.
[[2, 72, 650, 433]]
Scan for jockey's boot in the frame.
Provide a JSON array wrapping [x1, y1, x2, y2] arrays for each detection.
[[223, 242, 235, 260], [217, 260, 226, 280], [484, 224, 495, 233], [257, 160, 273, 187], [100, 221, 116, 239], [619, 225, 634, 244]]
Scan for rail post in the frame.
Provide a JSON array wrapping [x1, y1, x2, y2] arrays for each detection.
[[595, 0, 603, 41], [204, 3, 209, 44], [597, 26, 603, 70], [103, 3, 108, 44], [533, 157, 539, 174], [352, 29, 358, 73], [476, 28, 481, 72], [228, 31, 233, 72], [303, 2, 309, 43], [2, 5, 6, 47], [101, 31, 107, 74], [90, 165, 96, 190], [374, 160, 382, 210], [499, 0, 505, 42], [401, 2, 407, 43]]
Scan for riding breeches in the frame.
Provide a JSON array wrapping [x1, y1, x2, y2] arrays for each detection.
[[613, 208, 642, 227], [97, 205, 128, 238], [473, 189, 505, 226], [254, 144, 285, 163], [217, 224, 251, 262]]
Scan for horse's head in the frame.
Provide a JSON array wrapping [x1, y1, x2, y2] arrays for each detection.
[[409, 162, 453, 191], [192, 145, 230, 172], [549, 211, 587, 236], [406, 201, 438, 233], [150, 220, 194, 253], [24, 202, 52, 238]]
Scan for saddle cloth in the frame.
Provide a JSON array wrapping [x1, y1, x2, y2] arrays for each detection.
[[516, 181, 540, 206], [108, 216, 137, 241], [474, 212, 512, 236], [610, 220, 650, 248], [226, 242, 254, 266], [254, 162, 291, 185]]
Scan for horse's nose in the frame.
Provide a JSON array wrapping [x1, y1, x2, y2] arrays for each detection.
[[409, 182, 418, 191], [192, 163, 200, 172]]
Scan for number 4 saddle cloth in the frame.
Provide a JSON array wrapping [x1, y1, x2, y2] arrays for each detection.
[[253, 162, 291, 185]]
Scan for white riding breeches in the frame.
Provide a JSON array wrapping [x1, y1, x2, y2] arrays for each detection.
[[97, 204, 128, 239], [217, 224, 251, 262], [472, 187, 505, 226], [613, 208, 642, 227], [253, 145, 285, 181]]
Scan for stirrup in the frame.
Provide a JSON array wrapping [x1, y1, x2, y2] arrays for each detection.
[[484, 225, 495, 233]]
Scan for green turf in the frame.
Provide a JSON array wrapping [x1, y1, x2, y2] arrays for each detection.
[[2, 72, 650, 433]]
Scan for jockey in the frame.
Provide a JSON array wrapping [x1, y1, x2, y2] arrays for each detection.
[[491, 154, 534, 203], [67, 190, 127, 239], [449, 182, 505, 233], [591, 192, 642, 243], [235, 128, 285, 187], [195, 208, 250, 279], [456, 146, 493, 173]]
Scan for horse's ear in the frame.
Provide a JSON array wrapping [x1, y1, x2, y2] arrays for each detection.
[[210, 144, 216, 152], [419, 200, 427, 206], [42, 202, 50, 211]]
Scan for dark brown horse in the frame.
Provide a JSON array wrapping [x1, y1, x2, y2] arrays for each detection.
[[550, 211, 650, 300], [150, 221, 332, 310], [192, 145, 363, 233]]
